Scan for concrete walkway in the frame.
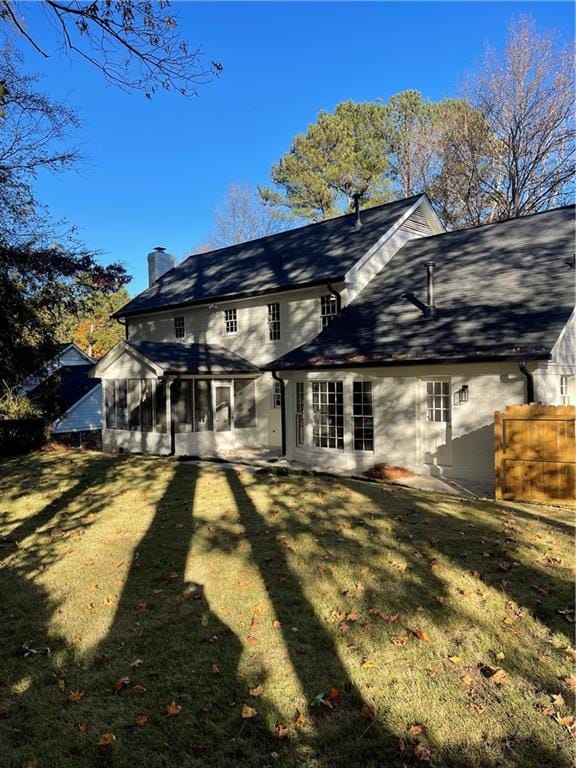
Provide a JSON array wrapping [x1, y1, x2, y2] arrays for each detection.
[[180, 450, 493, 499]]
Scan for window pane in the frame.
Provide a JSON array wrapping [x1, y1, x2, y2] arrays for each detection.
[[174, 316, 185, 339], [312, 381, 344, 450], [116, 381, 128, 429], [214, 385, 231, 432], [128, 380, 141, 431], [155, 380, 167, 433], [173, 380, 192, 432], [105, 380, 117, 429], [224, 309, 238, 335], [141, 380, 154, 432], [195, 380, 213, 431], [267, 303, 281, 341], [234, 379, 256, 428]]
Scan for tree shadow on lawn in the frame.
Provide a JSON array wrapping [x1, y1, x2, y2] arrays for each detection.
[[268, 472, 574, 766]]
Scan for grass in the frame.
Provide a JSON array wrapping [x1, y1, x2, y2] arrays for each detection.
[[0, 450, 574, 768]]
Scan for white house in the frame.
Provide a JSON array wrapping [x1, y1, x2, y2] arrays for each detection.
[[90, 195, 575, 492]]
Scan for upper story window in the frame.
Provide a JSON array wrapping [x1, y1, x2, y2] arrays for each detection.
[[223, 308, 238, 335], [560, 375, 572, 405], [320, 294, 338, 329], [267, 303, 281, 341], [174, 316, 185, 339]]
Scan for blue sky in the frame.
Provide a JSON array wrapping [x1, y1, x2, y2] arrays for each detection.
[[13, 1, 575, 296]]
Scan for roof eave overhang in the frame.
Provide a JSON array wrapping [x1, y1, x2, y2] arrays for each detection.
[[263, 351, 551, 373], [112, 276, 348, 320]]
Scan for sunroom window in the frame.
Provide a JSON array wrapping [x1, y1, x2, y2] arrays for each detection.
[[312, 381, 344, 449]]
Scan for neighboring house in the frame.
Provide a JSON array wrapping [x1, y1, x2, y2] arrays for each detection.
[[90, 195, 575, 492], [21, 343, 103, 441]]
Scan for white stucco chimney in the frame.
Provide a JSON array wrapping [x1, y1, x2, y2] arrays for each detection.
[[147, 246, 176, 286]]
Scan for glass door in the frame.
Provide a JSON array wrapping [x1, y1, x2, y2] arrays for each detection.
[[214, 382, 232, 432]]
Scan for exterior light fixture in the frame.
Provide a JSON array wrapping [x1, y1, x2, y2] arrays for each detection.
[[458, 385, 469, 404]]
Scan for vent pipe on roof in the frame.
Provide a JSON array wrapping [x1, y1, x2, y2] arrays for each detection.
[[147, 246, 176, 286], [352, 193, 362, 229], [425, 261, 436, 314]]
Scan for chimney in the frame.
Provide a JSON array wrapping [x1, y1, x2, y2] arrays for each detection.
[[147, 246, 176, 286], [352, 192, 362, 229], [425, 261, 436, 314]]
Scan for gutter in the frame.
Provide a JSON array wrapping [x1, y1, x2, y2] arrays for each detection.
[[271, 371, 287, 457], [518, 361, 535, 404]]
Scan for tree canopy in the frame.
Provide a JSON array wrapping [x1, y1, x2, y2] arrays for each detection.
[[0, 0, 220, 98]]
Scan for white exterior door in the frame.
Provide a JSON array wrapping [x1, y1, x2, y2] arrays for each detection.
[[420, 379, 453, 467]]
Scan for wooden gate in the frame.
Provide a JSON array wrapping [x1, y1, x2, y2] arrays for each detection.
[[495, 404, 576, 503]]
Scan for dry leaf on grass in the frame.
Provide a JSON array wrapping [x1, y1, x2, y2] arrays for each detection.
[[165, 700, 182, 716], [76, 722, 87, 733], [393, 635, 410, 647], [361, 704, 376, 719], [293, 710, 305, 728], [275, 722, 290, 739], [479, 665, 507, 685], [242, 704, 257, 719], [129, 658, 144, 669], [551, 693, 566, 709], [68, 690, 84, 702], [448, 655, 462, 665], [98, 733, 115, 747], [414, 743, 431, 761], [249, 685, 263, 697], [112, 676, 130, 694], [134, 714, 148, 727], [412, 629, 429, 642], [132, 685, 146, 695], [408, 723, 426, 736]]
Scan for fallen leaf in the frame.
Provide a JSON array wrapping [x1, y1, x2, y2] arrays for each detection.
[[346, 610, 359, 622], [448, 655, 463, 665], [112, 676, 130, 694], [414, 743, 431, 761], [132, 685, 146, 695], [412, 629, 429, 642], [211, 663, 220, 674], [129, 658, 144, 669], [361, 659, 377, 669], [326, 687, 340, 704], [380, 613, 399, 623], [554, 713, 575, 728], [272, 620, 281, 629], [468, 703, 485, 714], [68, 690, 84, 702], [361, 704, 376, 719], [275, 722, 289, 739], [58, 679, 65, 692], [495, 651, 505, 661], [134, 714, 148, 727], [77, 722, 88, 733], [135, 600, 148, 613], [166, 700, 182, 717], [393, 635, 410, 647], [541, 704, 555, 716], [563, 674, 576, 692], [552, 693, 566, 709], [409, 723, 426, 736], [479, 665, 507, 685], [98, 733, 115, 747], [249, 685, 263, 697], [460, 674, 474, 686], [242, 704, 257, 719], [293, 710, 305, 727]]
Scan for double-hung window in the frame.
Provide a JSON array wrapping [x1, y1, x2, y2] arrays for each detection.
[[174, 316, 185, 339], [295, 382, 305, 447], [223, 308, 238, 335], [352, 381, 374, 451], [267, 303, 281, 341], [320, 294, 338, 329], [426, 381, 450, 422], [312, 381, 344, 449]]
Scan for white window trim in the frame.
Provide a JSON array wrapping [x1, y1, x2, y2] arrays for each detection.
[[266, 302, 281, 343], [174, 316, 186, 340], [223, 308, 238, 336]]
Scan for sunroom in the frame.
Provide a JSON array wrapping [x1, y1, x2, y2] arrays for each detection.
[[89, 340, 264, 456]]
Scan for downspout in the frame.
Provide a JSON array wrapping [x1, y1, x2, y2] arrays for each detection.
[[116, 316, 128, 341], [271, 371, 287, 457], [326, 282, 342, 314], [518, 361, 534, 404]]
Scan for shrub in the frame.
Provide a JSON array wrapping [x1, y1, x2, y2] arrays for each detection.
[[0, 419, 49, 456]]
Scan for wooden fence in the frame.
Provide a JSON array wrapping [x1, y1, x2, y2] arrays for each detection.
[[495, 404, 576, 503]]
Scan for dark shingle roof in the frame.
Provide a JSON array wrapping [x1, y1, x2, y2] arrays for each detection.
[[128, 341, 260, 375], [115, 196, 423, 318], [265, 205, 575, 370]]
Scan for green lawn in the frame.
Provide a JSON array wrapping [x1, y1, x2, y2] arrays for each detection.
[[0, 451, 574, 768]]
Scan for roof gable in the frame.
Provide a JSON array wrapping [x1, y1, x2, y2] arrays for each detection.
[[266, 205, 575, 369], [116, 195, 426, 318]]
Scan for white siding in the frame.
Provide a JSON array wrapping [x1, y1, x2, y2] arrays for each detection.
[[52, 384, 102, 433], [282, 362, 526, 491], [533, 311, 576, 404]]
